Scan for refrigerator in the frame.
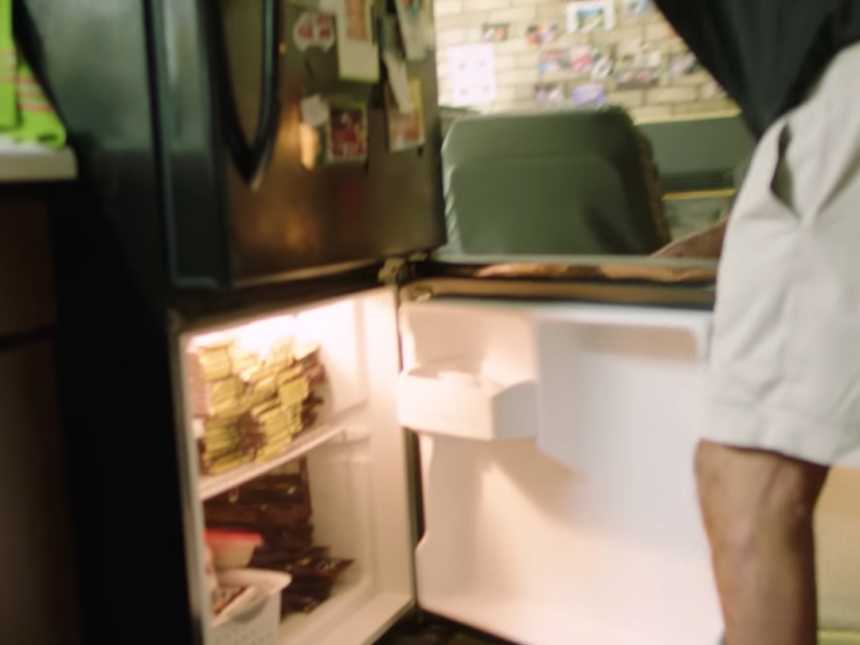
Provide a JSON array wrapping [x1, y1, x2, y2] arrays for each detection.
[[18, 1, 860, 644]]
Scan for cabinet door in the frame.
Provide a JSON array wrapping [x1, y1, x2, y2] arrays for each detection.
[[0, 341, 80, 644], [0, 198, 55, 336]]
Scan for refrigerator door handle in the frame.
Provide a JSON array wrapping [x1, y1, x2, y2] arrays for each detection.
[[206, 0, 282, 190]]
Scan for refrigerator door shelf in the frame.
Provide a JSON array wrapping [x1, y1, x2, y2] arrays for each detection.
[[398, 298, 711, 465], [397, 363, 537, 440], [398, 300, 540, 441]]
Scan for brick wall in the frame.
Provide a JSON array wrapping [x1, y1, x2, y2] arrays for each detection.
[[434, 0, 739, 122]]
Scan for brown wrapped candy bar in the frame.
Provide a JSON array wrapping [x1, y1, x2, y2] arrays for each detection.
[[261, 525, 315, 552], [302, 363, 326, 387], [232, 474, 310, 506], [205, 500, 312, 529], [284, 554, 353, 582], [281, 591, 326, 614], [250, 547, 310, 568], [249, 543, 325, 569], [279, 555, 353, 615], [203, 460, 353, 617]]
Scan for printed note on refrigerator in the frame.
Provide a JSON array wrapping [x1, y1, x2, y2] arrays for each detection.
[[386, 79, 425, 152], [382, 51, 414, 113], [300, 95, 331, 127], [293, 11, 336, 51], [320, 0, 380, 81], [394, 0, 427, 61]]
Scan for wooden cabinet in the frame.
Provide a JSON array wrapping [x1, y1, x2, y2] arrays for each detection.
[[0, 198, 55, 337], [0, 193, 79, 644]]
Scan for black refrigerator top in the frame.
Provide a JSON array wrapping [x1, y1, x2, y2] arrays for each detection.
[[21, 0, 446, 292]]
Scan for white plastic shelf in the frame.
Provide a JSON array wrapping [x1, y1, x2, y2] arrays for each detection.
[[199, 424, 345, 501], [0, 141, 77, 183], [397, 363, 537, 441], [279, 576, 412, 645]]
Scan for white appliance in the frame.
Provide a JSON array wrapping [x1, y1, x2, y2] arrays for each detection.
[[176, 285, 860, 645]]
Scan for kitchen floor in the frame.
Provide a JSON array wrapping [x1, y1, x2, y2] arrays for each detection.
[[376, 615, 513, 645]]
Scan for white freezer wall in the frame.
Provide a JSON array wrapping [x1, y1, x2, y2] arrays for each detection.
[[398, 299, 860, 644], [272, 288, 419, 645]]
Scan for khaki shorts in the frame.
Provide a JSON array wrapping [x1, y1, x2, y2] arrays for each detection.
[[706, 43, 860, 466]]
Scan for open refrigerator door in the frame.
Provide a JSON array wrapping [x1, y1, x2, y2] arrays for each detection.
[[396, 295, 722, 644], [394, 291, 860, 644], [174, 286, 414, 645]]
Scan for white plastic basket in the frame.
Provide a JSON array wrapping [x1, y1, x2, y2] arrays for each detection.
[[211, 568, 292, 645]]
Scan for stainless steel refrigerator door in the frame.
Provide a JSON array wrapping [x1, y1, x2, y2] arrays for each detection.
[[21, 0, 445, 292], [156, 0, 446, 288]]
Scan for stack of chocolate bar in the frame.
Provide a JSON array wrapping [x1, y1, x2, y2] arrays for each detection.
[[189, 342, 260, 474], [188, 337, 326, 476], [263, 546, 352, 614], [294, 345, 326, 430], [205, 461, 353, 615], [199, 416, 260, 475]]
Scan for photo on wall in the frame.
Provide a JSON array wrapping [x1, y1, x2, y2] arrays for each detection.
[[566, 0, 616, 33], [538, 48, 573, 75], [666, 52, 701, 80], [569, 45, 594, 74], [590, 48, 614, 79], [614, 39, 662, 88], [448, 43, 497, 106], [481, 22, 510, 43], [624, 0, 654, 16], [535, 82, 566, 104], [570, 82, 607, 107], [526, 22, 561, 47]]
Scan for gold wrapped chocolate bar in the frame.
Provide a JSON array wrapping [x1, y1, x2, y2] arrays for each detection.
[[188, 335, 327, 476]]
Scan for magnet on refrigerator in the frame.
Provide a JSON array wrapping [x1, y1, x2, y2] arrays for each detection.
[[394, 0, 428, 61], [385, 79, 426, 152], [321, 0, 380, 81], [325, 97, 369, 163]]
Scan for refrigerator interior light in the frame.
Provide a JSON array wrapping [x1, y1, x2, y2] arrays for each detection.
[[189, 313, 299, 358]]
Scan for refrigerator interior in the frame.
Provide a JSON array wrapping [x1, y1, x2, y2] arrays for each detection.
[[172, 284, 860, 645], [176, 286, 414, 645]]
